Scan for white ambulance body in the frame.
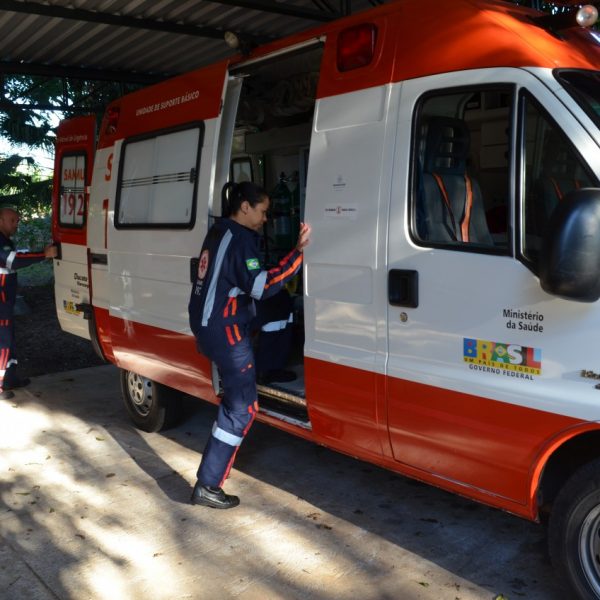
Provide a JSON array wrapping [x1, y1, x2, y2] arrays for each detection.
[[52, 0, 600, 596]]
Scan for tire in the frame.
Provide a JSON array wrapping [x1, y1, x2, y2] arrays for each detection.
[[120, 369, 182, 433], [549, 458, 600, 600]]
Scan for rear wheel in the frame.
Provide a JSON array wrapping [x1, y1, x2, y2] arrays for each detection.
[[549, 459, 600, 600], [120, 369, 182, 432]]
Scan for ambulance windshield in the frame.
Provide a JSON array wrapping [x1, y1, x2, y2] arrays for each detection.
[[556, 69, 600, 130]]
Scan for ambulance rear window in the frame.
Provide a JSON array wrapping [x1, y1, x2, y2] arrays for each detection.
[[556, 69, 600, 130], [59, 153, 86, 228]]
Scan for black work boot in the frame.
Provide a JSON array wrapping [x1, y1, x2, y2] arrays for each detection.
[[190, 483, 240, 509], [5, 377, 30, 390]]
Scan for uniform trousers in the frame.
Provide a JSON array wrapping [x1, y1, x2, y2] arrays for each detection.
[[196, 322, 258, 488], [0, 314, 17, 392]]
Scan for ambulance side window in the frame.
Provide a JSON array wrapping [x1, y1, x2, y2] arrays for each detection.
[[412, 87, 512, 252], [59, 153, 86, 228], [115, 124, 203, 229], [521, 94, 596, 264]]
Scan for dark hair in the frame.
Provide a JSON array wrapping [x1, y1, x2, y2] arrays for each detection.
[[221, 181, 268, 217]]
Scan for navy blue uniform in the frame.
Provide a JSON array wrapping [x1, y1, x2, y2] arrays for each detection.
[[189, 218, 303, 488], [0, 232, 47, 391]]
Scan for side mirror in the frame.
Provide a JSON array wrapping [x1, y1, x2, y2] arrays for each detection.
[[539, 188, 600, 302]]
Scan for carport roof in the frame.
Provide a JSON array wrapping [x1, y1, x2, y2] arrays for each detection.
[[0, 0, 383, 83]]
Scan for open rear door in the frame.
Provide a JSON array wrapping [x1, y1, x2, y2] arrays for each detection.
[[52, 115, 96, 339]]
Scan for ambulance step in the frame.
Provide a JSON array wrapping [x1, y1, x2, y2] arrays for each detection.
[[257, 384, 309, 426]]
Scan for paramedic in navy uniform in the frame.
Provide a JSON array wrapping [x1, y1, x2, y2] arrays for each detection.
[[188, 182, 311, 509], [0, 205, 57, 399]]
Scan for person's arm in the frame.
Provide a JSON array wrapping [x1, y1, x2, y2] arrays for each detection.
[[2, 244, 57, 271], [238, 222, 311, 301]]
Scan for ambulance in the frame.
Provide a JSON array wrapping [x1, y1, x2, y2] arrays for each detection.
[[51, 0, 600, 596]]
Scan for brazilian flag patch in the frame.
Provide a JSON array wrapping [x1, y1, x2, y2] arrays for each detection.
[[246, 258, 260, 270]]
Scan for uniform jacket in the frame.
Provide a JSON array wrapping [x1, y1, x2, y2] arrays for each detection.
[[189, 218, 302, 337], [0, 232, 47, 314]]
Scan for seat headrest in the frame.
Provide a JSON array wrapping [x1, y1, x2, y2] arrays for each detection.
[[423, 117, 470, 175]]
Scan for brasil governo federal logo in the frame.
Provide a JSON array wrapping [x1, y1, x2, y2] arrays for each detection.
[[463, 337, 542, 375]]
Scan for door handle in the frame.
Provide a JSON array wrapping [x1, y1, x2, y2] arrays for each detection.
[[190, 257, 200, 283], [388, 269, 418, 308]]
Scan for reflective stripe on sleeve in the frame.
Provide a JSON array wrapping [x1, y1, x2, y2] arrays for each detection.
[[0, 267, 14, 275], [250, 271, 268, 300], [212, 422, 243, 447], [5, 252, 16, 270], [228, 287, 244, 297], [201, 230, 233, 327]]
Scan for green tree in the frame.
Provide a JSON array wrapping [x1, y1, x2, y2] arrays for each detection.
[[0, 153, 52, 219]]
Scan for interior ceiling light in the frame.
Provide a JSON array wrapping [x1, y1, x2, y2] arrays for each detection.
[[224, 31, 240, 49]]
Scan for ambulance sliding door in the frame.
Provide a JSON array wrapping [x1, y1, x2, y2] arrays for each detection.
[[386, 69, 600, 505], [105, 67, 229, 381], [109, 125, 203, 336]]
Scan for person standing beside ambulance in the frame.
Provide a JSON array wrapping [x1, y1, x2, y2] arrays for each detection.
[[188, 181, 310, 509], [0, 205, 57, 399]]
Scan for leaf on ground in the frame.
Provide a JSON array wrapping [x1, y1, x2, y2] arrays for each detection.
[[75, 534, 85, 540], [494, 595, 509, 600], [15, 492, 30, 496], [418, 581, 430, 587], [95, 436, 105, 441], [105, 472, 115, 478]]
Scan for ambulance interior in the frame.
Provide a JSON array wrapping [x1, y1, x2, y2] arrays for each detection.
[[415, 88, 513, 249], [219, 45, 324, 422]]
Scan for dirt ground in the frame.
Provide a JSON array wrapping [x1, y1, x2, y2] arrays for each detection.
[[14, 284, 104, 378]]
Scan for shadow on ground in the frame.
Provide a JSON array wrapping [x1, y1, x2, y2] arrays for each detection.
[[0, 365, 560, 600]]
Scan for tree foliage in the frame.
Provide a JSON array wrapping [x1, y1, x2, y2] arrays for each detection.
[[0, 154, 52, 219], [0, 78, 140, 215], [0, 76, 140, 150]]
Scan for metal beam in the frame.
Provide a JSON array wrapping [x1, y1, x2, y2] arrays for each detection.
[[208, 0, 341, 21], [0, 0, 229, 39], [0, 60, 163, 84]]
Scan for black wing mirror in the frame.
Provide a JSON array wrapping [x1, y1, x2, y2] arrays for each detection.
[[539, 188, 600, 302]]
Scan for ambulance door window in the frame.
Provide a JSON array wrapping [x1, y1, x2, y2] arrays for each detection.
[[59, 153, 86, 228], [115, 124, 203, 228], [521, 93, 596, 265], [412, 87, 512, 252]]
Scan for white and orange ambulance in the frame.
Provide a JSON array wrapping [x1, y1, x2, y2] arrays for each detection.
[[52, 0, 600, 596]]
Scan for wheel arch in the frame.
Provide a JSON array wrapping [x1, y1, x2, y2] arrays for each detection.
[[534, 425, 600, 522]]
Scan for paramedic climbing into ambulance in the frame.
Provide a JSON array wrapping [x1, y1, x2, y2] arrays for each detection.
[[0, 205, 57, 399], [188, 181, 311, 509]]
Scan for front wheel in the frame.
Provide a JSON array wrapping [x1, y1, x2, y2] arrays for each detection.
[[549, 458, 600, 600], [120, 369, 182, 432]]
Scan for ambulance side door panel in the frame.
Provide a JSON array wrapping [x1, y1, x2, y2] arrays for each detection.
[[386, 68, 600, 506]]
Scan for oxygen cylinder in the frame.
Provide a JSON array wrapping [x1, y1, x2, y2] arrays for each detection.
[[271, 172, 292, 249]]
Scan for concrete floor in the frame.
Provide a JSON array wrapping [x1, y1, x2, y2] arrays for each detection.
[[0, 365, 563, 600]]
